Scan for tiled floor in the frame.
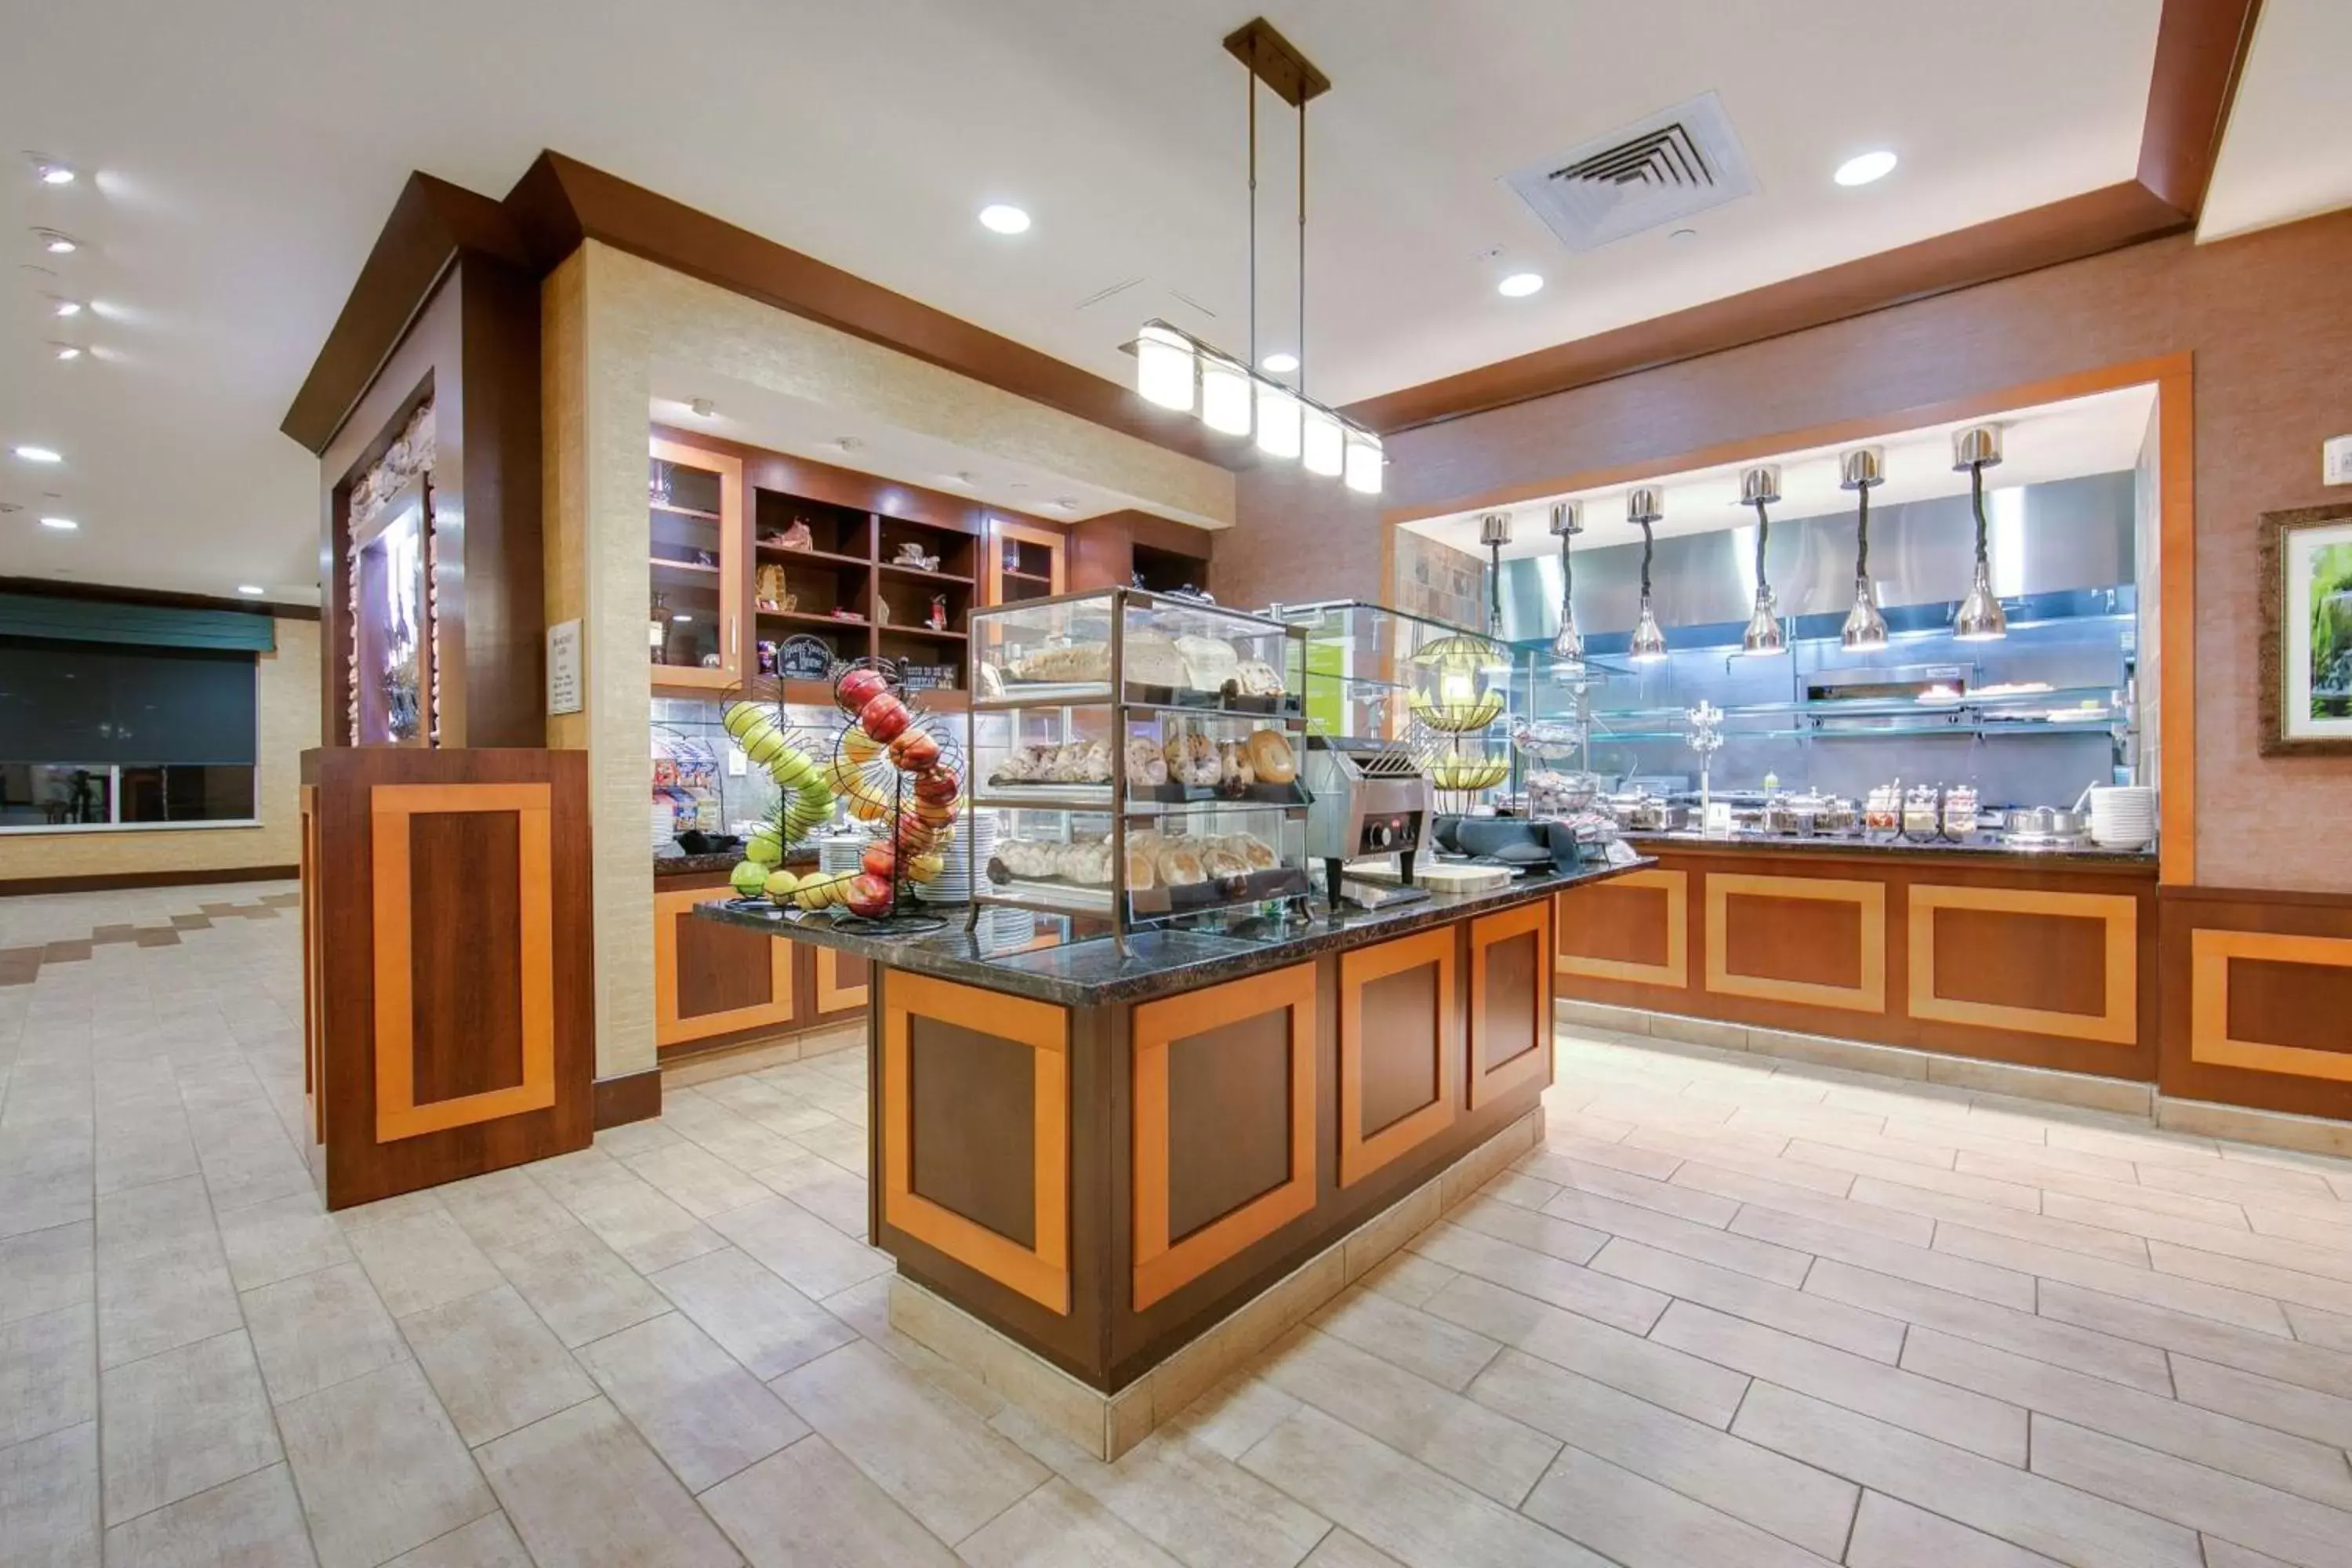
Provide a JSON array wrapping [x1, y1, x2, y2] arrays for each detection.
[[8, 884, 2352, 1566]]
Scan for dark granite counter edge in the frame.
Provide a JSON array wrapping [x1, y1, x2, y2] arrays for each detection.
[[690, 860, 1652, 1007], [1619, 832, 2158, 870], [654, 853, 745, 879]]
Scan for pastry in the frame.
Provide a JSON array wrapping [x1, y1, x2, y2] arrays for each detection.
[[1122, 630, 1187, 689], [1246, 729, 1296, 783], [1217, 740, 1255, 789], [1008, 642, 1111, 683], [1155, 844, 1207, 886], [1184, 732, 1218, 786], [1233, 659, 1285, 698], [1237, 836, 1279, 870], [1201, 845, 1250, 880], [1126, 848, 1157, 890], [1124, 737, 1166, 786], [1174, 635, 1241, 693]]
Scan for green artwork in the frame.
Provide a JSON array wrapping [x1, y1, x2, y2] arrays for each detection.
[[2313, 541, 2352, 720]]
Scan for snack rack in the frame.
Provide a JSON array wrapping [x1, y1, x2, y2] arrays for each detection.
[[966, 586, 1313, 956]]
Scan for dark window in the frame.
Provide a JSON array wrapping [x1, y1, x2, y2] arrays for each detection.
[[0, 636, 259, 828]]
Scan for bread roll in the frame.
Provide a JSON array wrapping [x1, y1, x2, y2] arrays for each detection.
[[1247, 729, 1296, 783]]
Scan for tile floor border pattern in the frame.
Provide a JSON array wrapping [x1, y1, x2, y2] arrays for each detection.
[[0, 888, 302, 987], [10, 883, 2352, 1566]]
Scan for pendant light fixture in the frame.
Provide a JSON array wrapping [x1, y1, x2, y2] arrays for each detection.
[[1839, 445, 1890, 652], [1737, 465, 1788, 658], [1952, 423, 2009, 642], [1129, 19, 1384, 492], [1479, 512, 1512, 643], [1548, 501, 1584, 664], [1627, 486, 1669, 665]]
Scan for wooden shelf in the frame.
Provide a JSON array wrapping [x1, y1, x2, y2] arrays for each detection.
[[650, 557, 721, 576], [650, 502, 724, 523], [757, 543, 873, 570], [756, 607, 870, 632], [879, 561, 975, 586], [1002, 569, 1052, 586], [877, 624, 967, 642]]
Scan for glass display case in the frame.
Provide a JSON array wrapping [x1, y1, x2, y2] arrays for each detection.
[[967, 588, 1311, 950]]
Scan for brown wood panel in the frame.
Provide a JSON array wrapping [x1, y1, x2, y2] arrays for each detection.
[[653, 884, 796, 1049], [815, 946, 871, 1015], [1163, 1008, 1294, 1243], [1722, 895, 1865, 993], [1469, 902, 1552, 1109], [2227, 959, 2352, 1054], [908, 1018, 1038, 1248], [2137, 0, 2265, 215], [592, 1069, 662, 1130], [1930, 908, 2110, 1018], [1907, 884, 2140, 1047], [1337, 929, 1458, 1190], [1555, 869, 1688, 988], [2161, 891, 2352, 1116], [1359, 964, 1442, 1135], [407, 810, 526, 1105], [673, 913, 778, 1019]]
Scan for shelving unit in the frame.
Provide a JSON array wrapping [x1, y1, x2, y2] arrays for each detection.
[[1589, 686, 2124, 744]]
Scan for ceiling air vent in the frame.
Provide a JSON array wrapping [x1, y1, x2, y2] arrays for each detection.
[[1504, 91, 1758, 252]]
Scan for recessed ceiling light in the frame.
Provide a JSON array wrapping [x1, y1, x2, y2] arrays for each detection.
[[1260, 352, 1299, 374], [978, 204, 1031, 235], [13, 445, 62, 463], [51, 343, 81, 361], [1497, 272, 1544, 298], [672, 612, 693, 622], [39, 516, 77, 531], [688, 397, 715, 419], [1047, 498, 1077, 512], [937, 471, 975, 488], [1834, 150, 1898, 187], [235, 584, 265, 597], [34, 230, 76, 254], [35, 162, 75, 186], [53, 299, 81, 318]]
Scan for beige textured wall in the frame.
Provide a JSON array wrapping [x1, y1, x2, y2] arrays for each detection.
[[545, 241, 1236, 1076], [0, 616, 321, 884]]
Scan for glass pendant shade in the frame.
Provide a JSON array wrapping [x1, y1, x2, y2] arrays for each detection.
[[1955, 560, 2009, 641], [1551, 601, 1584, 664], [1740, 590, 1788, 657], [1301, 405, 1344, 475], [1254, 380, 1302, 459], [1344, 430, 1384, 495], [1840, 579, 1889, 652], [1628, 599, 1669, 664], [1136, 325, 1196, 412], [1200, 355, 1254, 436]]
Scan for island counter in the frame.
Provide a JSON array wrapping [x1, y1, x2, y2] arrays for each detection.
[[695, 860, 1641, 1456]]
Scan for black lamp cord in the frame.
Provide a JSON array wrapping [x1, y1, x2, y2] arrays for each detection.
[[1751, 499, 1772, 603], [1559, 531, 1574, 613], [1854, 481, 1871, 586], [1970, 461, 1991, 568], [1638, 521, 1656, 604], [1488, 541, 1504, 636]]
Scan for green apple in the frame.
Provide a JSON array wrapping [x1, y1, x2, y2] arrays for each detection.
[[746, 830, 784, 866], [729, 860, 768, 897], [764, 869, 801, 903], [744, 726, 790, 768]]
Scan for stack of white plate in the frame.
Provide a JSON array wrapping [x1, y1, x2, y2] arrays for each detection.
[[917, 811, 994, 904], [2089, 786, 2156, 848]]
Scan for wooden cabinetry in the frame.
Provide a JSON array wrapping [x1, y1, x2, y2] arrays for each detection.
[[985, 518, 1066, 606], [648, 437, 745, 691], [654, 873, 868, 1052]]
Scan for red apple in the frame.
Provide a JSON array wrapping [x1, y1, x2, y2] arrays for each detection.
[[858, 693, 911, 744], [861, 842, 897, 880], [887, 729, 942, 772], [891, 816, 938, 854], [835, 667, 891, 716], [912, 795, 956, 826], [845, 873, 895, 920], [913, 767, 960, 804]]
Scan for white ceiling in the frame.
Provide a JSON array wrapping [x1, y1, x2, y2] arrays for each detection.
[[1401, 384, 2160, 561], [0, 0, 2219, 603], [2198, 0, 2352, 242]]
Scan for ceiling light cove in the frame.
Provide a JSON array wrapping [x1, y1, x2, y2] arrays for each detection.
[[235, 584, 266, 597], [1497, 272, 1545, 298], [977, 203, 1031, 235], [13, 445, 63, 463], [1834, 150, 1899, 187], [51, 343, 81, 361], [39, 516, 77, 531], [53, 299, 82, 317], [1259, 352, 1299, 374]]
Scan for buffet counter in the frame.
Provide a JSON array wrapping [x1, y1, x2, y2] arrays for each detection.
[[652, 855, 867, 1054], [1556, 833, 2159, 1082], [694, 859, 1639, 1456]]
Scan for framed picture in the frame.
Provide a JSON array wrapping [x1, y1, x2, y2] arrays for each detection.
[[2260, 503, 2352, 755]]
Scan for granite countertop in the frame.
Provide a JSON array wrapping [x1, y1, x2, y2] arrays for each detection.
[[654, 851, 746, 879], [691, 859, 1650, 1007], [1620, 830, 2158, 869]]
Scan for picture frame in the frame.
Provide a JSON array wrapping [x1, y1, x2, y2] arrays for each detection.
[[2259, 502, 2352, 755]]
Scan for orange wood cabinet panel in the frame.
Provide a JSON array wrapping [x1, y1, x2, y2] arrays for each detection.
[[1469, 900, 1552, 1110], [649, 436, 746, 692], [985, 517, 1067, 607], [1337, 928, 1457, 1189], [653, 884, 796, 1049]]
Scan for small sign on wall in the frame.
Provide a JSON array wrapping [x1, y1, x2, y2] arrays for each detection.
[[546, 619, 583, 716]]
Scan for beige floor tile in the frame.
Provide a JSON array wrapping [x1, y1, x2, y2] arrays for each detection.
[[1523, 1150, 1733, 1223], [477, 1398, 739, 1567], [0, 1422, 100, 1568], [957, 1476, 1181, 1566], [241, 1261, 410, 1404], [1532, 1131, 1686, 1182], [706, 1196, 890, 1300], [2170, 1355, 2352, 1448], [1903, 1327, 2352, 1507], [1737, 1203, 2040, 1308], [1624, 1126, 1860, 1195], [99, 1329, 281, 1529], [699, 1436, 955, 1566], [1406, 1223, 1666, 1334], [1844, 1491, 2064, 1567], [2042, 1192, 2352, 1276], [1848, 1175, 2153, 1264], [648, 1246, 856, 1380], [1305, 1285, 1500, 1392], [768, 1170, 867, 1238], [2029, 1415, 2352, 1568], [1, 1302, 96, 1448], [1955, 1151, 2251, 1226], [1731, 1384, 2199, 1568], [0, 1220, 93, 1326], [1595, 1238, 1906, 1361], [1349, 1250, 1456, 1310], [1806, 1261, 2173, 1392], [1468, 1348, 1855, 1557], [435, 1171, 576, 1253], [2148, 1238, 2352, 1319], [216, 1192, 353, 1293], [2283, 1302, 2352, 1352], [555, 1174, 724, 1275], [485, 1225, 670, 1348], [771, 1339, 1045, 1542], [1784, 1141, 2045, 1210], [1298, 1528, 1405, 1566], [2200, 1540, 2299, 1568], [574, 1312, 806, 1492], [344, 1212, 504, 1320], [1158, 1370, 1303, 1463], [1420, 1272, 1746, 1426], [96, 1234, 242, 1369], [1541, 1185, 1813, 1285], [1659, 1301, 2026, 1461], [381, 1511, 533, 1568], [1435, 1193, 1608, 1265], [1237, 1405, 1608, 1568], [1671, 1162, 1935, 1246], [2034, 1282, 2352, 1398], [400, 1284, 597, 1446], [100, 1463, 314, 1567], [1254, 1327, 1557, 1507], [619, 1142, 773, 1221], [1519, 1444, 1837, 1568], [94, 1174, 213, 1261], [275, 1359, 495, 1568]]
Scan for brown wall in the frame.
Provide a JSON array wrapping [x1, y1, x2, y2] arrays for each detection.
[[1217, 209, 2352, 895]]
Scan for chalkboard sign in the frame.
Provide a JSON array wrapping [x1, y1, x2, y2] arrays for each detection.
[[776, 633, 837, 680]]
